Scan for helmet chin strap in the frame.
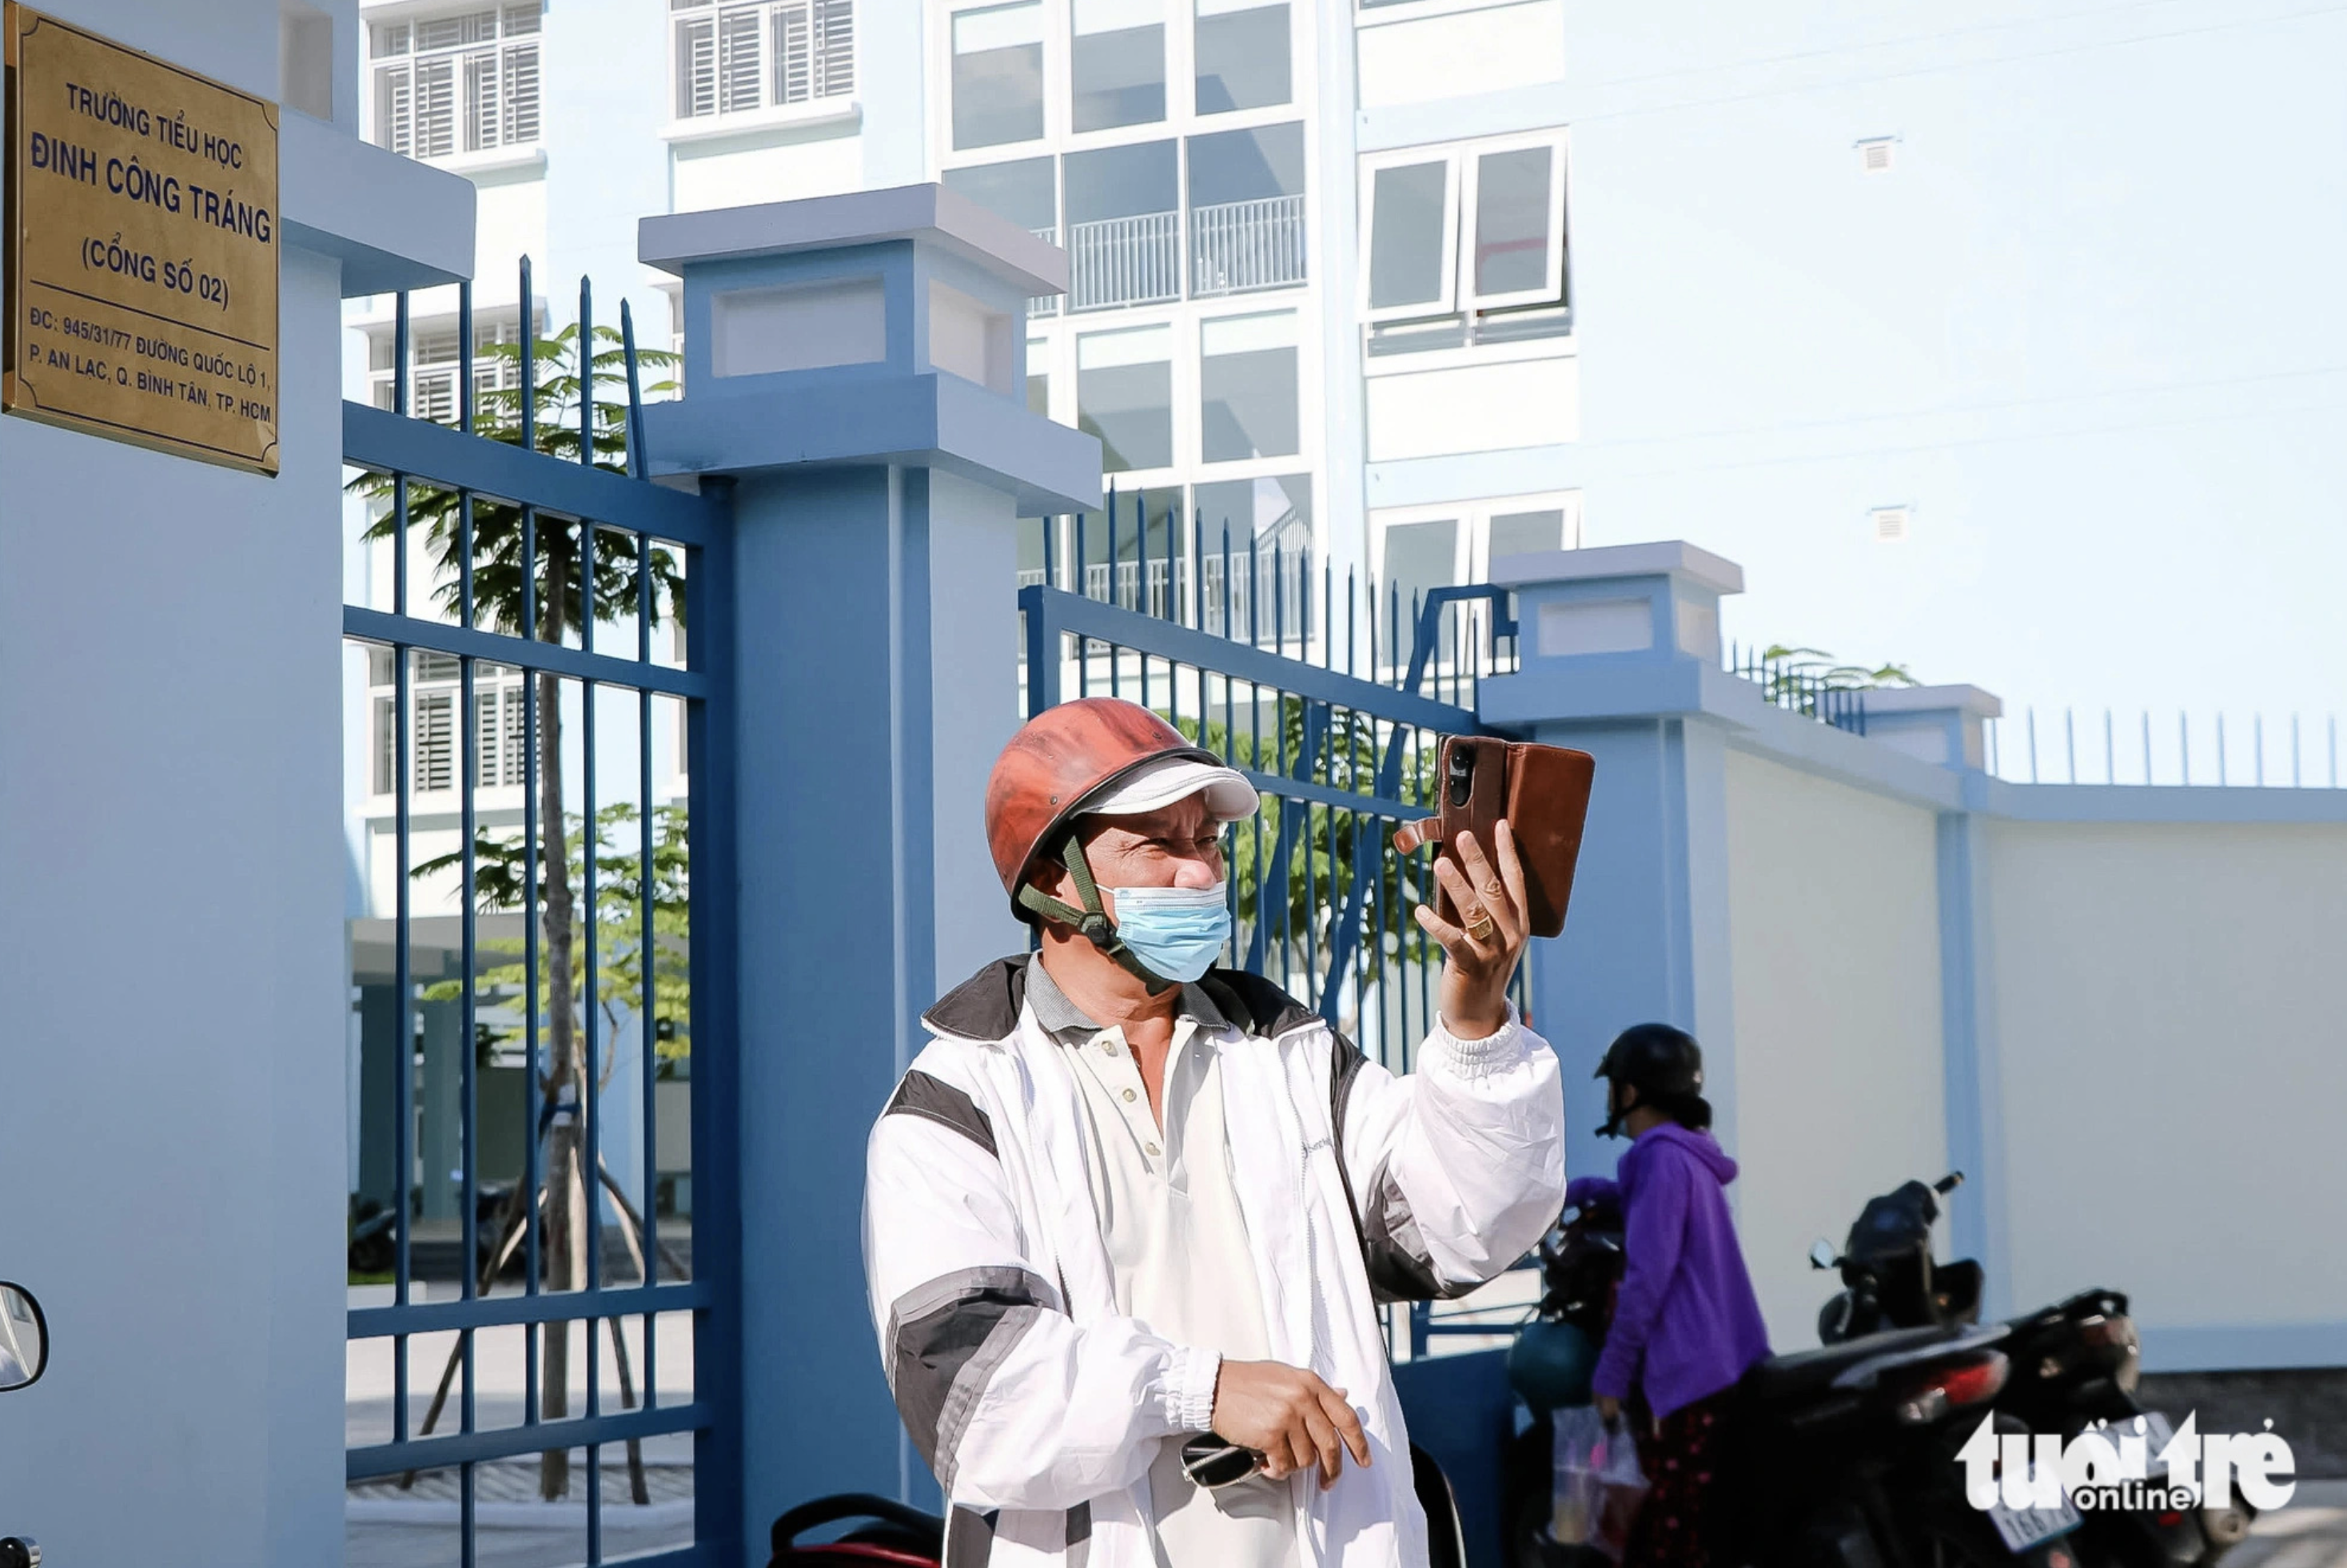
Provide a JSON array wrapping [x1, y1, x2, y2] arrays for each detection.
[[1596, 1078, 1629, 1140], [1016, 830, 1180, 997]]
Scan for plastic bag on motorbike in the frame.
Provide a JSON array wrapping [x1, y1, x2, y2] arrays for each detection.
[[1550, 1406, 1648, 1561]]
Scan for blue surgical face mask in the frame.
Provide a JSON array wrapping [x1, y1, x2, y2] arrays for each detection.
[[1105, 882, 1233, 983]]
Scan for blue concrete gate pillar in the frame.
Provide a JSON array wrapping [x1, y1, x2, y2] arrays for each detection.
[[1867, 683, 2014, 1315], [639, 186, 1102, 1538], [1476, 543, 1747, 1158]]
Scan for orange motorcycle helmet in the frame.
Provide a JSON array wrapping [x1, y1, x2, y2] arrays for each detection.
[[986, 699, 1257, 929]]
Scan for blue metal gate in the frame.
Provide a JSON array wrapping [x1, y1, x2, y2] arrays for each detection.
[[342, 260, 737, 1567]]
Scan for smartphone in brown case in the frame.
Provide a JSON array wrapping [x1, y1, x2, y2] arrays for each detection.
[[1391, 736, 1595, 939]]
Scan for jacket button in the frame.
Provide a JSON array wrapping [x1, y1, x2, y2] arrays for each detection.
[[1122, 1088, 1137, 1103], [1145, 1142, 1161, 1157], [1100, 1041, 1118, 1057]]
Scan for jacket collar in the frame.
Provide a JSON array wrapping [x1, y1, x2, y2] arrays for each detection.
[[921, 956, 1031, 1042], [921, 953, 1320, 1045]]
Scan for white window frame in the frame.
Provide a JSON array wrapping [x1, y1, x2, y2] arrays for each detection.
[[929, 0, 1317, 339], [366, 309, 529, 426], [1358, 129, 1569, 324], [1070, 0, 1171, 137], [930, 0, 1308, 169], [1357, 148, 1460, 323], [1026, 296, 1324, 557], [1196, 306, 1303, 468], [1042, 293, 1326, 479], [1459, 130, 1568, 312], [1370, 491, 1583, 590], [1473, 491, 1582, 573], [668, 0, 855, 125], [1192, 0, 1297, 118], [368, 3, 543, 165], [1074, 317, 1183, 480], [940, 0, 1058, 157], [366, 651, 532, 799]]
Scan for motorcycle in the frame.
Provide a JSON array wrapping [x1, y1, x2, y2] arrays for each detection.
[[2, 1277, 48, 1568], [1811, 1172, 2252, 1567], [1507, 1193, 2078, 1568], [1814, 1173, 1983, 1345]]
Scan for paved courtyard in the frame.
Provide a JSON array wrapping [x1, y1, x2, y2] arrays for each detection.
[[2232, 1482, 2347, 1568], [348, 1293, 695, 1567]]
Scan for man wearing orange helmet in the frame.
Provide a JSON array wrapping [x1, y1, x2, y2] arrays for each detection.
[[863, 697, 1566, 1568]]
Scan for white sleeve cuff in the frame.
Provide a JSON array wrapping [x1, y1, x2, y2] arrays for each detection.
[[1166, 1345, 1223, 1433], [1425, 1003, 1529, 1082]]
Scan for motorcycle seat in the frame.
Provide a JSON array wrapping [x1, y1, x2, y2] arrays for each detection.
[[1740, 1324, 1972, 1403]]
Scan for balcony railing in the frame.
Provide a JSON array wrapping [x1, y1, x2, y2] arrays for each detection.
[[1069, 211, 1181, 312], [1191, 194, 1308, 297], [1030, 227, 1060, 318], [1034, 200, 1309, 314]]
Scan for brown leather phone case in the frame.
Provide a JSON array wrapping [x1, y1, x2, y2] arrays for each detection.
[[1391, 737, 1594, 939]]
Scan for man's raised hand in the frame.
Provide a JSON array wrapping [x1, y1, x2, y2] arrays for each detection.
[[1416, 820, 1531, 1039]]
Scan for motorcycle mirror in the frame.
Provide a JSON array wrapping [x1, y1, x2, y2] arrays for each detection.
[[0, 1283, 48, 1392], [1808, 1240, 1839, 1271], [1934, 1171, 1966, 1196]]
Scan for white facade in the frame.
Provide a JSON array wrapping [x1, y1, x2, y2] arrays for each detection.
[[347, 0, 2347, 739], [347, 0, 1588, 662]]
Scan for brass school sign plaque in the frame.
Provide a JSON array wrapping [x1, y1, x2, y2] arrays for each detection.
[[3, 3, 281, 473]]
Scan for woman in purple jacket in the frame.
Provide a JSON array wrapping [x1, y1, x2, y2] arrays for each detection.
[[1565, 1024, 1771, 1568]]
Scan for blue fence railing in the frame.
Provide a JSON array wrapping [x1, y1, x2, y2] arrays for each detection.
[[1725, 642, 1871, 735], [1990, 706, 2344, 788], [341, 257, 736, 1568]]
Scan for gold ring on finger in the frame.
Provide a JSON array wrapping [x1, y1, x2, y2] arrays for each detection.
[[1465, 910, 1497, 942]]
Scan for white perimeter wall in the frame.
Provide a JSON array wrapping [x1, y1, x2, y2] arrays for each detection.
[[1722, 746, 1947, 1351], [1985, 820, 2347, 1342]]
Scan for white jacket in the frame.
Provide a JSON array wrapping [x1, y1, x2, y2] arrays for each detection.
[[862, 958, 1567, 1568]]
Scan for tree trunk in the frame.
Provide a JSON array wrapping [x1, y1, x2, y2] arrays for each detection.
[[538, 533, 588, 1501]]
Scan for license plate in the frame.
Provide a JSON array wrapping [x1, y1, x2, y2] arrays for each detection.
[[1989, 1493, 2083, 1554]]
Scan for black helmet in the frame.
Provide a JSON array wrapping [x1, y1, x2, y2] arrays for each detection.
[[1593, 1023, 1706, 1136]]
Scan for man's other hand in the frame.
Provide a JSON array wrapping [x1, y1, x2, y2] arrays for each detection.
[[1209, 1359, 1373, 1488]]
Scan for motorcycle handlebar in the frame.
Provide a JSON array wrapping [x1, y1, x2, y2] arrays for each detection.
[[1933, 1171, 1966, 1196]]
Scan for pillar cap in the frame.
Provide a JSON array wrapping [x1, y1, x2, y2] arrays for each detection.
[[1861, 684, 2005, 721], [640, 182, 1066, 299], [1489, 540, 1744, 597]]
